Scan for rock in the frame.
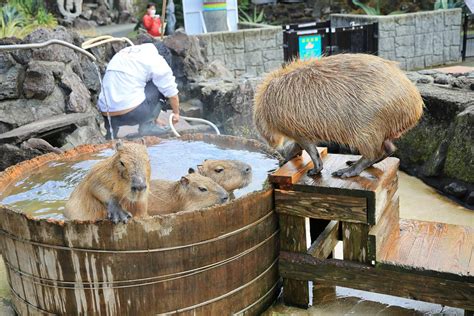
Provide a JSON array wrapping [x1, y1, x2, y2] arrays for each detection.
[[73, 18, 98, 30], [444, 182, 467, 198], [200, 60, 234, 81], [421, 139, 449, 177], [433, 73, 451, 85], [417, 75, 434, 84], [418, 69, 440, 76], [62, 126, 105, 150], [20, 138, 63, 154], [23, 61, 58, 99], [80, 8, 93, 20], [91, 5, 109, 25], [466, 192, 474, 205], [181, 99, 203, 118], [78, 56, 100, 93], [0, 144, 40, 171], [0, 86, 66, 127], [60, 70, 91, 113], [163, 31, 206, 79], [451, 76, 473, 90], [118, 11, 132, 24], [0, 65, 22, 100], [444, 105, 474, 183]]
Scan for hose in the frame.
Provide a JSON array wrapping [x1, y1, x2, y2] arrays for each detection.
[[0, 39, 97, 61], [169, 113, 220, 137], [81, 36, 134, 50]]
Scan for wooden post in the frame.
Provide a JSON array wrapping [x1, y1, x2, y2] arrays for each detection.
[[279, 214, 311, 308], [342, 222, 370, 263], [160, 0, 167, 40]]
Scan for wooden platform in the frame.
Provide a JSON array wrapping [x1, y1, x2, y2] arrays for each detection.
[[378, 219, 473, 278], [270, 150, 474, 311]]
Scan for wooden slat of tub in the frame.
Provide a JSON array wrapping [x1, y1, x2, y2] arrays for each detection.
[[377, 219, 474, 277], [269, 148, 328, 187]]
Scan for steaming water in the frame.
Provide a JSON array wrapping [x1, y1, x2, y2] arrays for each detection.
[[0, 140, 279, 220]]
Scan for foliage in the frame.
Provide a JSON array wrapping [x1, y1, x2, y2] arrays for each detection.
[[433, 0, 465, 10], [0, 0, 57, 38], [238, 0, 251, 12], [352, 0, 406, 15], [239, 6, 265, 23]]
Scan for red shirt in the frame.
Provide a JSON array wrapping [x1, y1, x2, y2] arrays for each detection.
[[143, 15, 161, 37]]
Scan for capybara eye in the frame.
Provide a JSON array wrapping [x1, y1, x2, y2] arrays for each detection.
[[215, 167, 224, 173], [198, 186, 208, 192], [120, 161, 125, 167]]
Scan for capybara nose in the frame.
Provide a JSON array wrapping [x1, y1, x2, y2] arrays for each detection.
[[221, 195, 229, 203], [132, 183, 147, 192]]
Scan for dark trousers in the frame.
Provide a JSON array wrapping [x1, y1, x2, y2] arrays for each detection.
[[103, 82, 167, 139]]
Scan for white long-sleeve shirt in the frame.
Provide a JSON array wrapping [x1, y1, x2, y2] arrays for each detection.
[[98, 43, 179, 113]]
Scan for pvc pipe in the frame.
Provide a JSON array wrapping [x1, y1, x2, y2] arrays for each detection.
[[82, 37, 134, 50], [0, 39, 97, 61], [169, 113, 220, 137]]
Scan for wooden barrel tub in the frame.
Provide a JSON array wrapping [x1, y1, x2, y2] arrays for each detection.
[[0, 134, 281, 315]]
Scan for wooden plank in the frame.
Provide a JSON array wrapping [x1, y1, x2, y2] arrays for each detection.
[[368, 196, 400, 263], [373, 166, 399, 224], [279, 213, 311, 308], [269, 148, 328, 187], [308, 220, 339, 259], [279, 251, 474, 310], [276, 189, 367, 223], [343, 222, 370, 263], [378, 219, 474, 277]]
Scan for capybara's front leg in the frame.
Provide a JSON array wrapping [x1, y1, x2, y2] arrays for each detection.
[[107, 198, 132, 224], [299, 141, 323, 176], [280, 141, 303, 163]]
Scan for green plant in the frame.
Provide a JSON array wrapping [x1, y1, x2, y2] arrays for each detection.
[[352, 0, 406, 15], [238, 0, 251, 11], [0, 4, 34, 38], [10, 0, 57, 27], [239, 6, 265, 23], [434, 0, 464, 10]]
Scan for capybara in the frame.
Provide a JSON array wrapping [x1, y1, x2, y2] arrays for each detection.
[[147, 170, 229, 215], [64, 140, 151, 223], [194, 159, 252, 192], [253, 53, 423, 178]]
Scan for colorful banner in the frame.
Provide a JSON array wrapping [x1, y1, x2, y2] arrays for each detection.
[[203, 1, 227, 11], [298, 34, 322, 61]]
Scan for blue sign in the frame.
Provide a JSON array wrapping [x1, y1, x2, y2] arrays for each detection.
[[298, 34, 322, 61]]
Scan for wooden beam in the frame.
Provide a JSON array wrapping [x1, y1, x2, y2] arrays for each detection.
[[342, 222, 370, 263], [275, 189, 367, 223], [308, 220, 339, 259], [269, 148, 327, 187], [279, 251, 474, 310], [279, 214, 311, 308]]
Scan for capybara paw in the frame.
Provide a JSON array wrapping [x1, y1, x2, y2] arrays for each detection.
[[108, 208, 132, 224], [332, 167, 360, 178], [307, 167, 322, 177]]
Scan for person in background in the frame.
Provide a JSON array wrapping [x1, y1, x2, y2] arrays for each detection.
[[98, 42, 180, 139], [143, 3, 161, 37]]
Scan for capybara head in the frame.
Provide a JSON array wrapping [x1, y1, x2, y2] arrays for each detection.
[[179, 171, 229, 211], [192, 159, 252, 192], [113, 139, 151, 202]]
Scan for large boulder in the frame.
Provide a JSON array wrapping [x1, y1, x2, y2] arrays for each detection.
[[22, 61, 62, 99], [0, 52, 22, 100], [90, 5, 110, 26], [0, 144, 40, 171], [59, 69, 92, 113]]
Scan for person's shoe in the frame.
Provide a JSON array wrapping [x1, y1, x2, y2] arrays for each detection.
[[138, 122, 170, 136]]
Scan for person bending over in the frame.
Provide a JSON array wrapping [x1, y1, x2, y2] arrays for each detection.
[[98, 42, 180, 139]]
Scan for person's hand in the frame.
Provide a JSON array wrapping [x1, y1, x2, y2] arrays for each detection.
[[172, 113, 180, 124]]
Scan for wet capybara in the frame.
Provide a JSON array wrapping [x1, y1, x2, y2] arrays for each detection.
[[254, 53, 423, 178], [195, 159, 252, 192], [147, 170, 229, 215], [64, 140, 151, 223]]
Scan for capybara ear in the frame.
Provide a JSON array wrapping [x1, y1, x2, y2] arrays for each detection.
[[197, 165, 203, 173], [180, 176, 190, 186], [188, 168, 195, 174], [138, 137, 146, 146], [115, 139, 124, 151]]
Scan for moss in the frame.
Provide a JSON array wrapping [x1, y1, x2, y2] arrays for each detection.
[[444, 110, 474, 183]]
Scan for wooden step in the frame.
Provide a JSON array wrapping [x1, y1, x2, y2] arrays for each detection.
[[0, 113, 94, 144], [272, 152, 399, 225], [377, 219, 473, 278]]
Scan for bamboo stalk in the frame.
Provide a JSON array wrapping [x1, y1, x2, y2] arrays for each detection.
[[161, 0, 167, 40]]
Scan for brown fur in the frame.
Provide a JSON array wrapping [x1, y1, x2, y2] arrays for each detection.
[[147, 172, 229, 215], [64, 141, 151, 221], [195, 159, 252, 192], [253, 54, 423, 160]]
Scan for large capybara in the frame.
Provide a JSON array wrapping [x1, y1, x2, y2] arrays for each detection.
[[254, 53, 423, 178], [147, 170, 229, 215], [194, 159, 252, 192], [64, 140, 151, 223]]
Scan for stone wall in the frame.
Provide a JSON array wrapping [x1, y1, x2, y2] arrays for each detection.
[[196, 26, 284, 77], [331, 9, 462, 70]]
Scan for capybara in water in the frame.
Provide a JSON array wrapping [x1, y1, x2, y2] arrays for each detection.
[[64, 140, 151, 223], [254, 53, 423, 178], [194, 159, 252, 192], [147, 170, 229, 215]]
